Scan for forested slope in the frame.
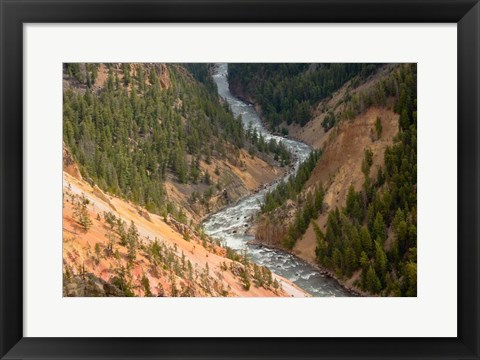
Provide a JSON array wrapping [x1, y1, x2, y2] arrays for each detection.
[[62, 63, 306, 297], [228, 63, 381, 130], [63, 63, 289, 221], [253, 64, 417, 296]]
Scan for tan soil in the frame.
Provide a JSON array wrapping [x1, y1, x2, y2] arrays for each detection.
[[293, 107, 399, 262], [165, 147, 285, 223], [63, 171, 308, 297], [287, 64, 398, 150], [62, 63, 307, 297]]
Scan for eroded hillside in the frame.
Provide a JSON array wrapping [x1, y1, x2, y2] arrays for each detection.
[[251, 64, 417, 296], [63, 63, 288, 224], [63, 153, 307, 297], [62, 63, 297, 296]]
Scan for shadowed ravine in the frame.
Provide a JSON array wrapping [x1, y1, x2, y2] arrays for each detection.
[[203, 64, 352, 297]]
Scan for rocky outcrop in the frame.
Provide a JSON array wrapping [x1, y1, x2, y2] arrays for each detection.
[[165, 214, 194, 239], [130, 63, 171, 89], [63, 143, 82, 180], [63, 273, 124, 297], [229, 261, 246, 277]]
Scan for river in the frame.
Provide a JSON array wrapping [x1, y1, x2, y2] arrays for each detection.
[[203, 63, 352, 297]]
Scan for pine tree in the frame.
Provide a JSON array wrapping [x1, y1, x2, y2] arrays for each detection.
[[374, 241, 387, 278], [373, 212, 386, 244], [361, 148, 374, 177], [345, 185, 362, 222], [141, 274, 152, 296], [365, 265, 381, 294], [203, 170, 211, 185], [404, 262, 417, 296], [359, 251, 369, 271], [375, 116, 382, 139], [360, 226, 373, 255], [344, 247, 357, 277], [73, 194, 92, 232]]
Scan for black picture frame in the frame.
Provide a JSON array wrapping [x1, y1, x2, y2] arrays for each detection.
[[1, 1, 479, 359]]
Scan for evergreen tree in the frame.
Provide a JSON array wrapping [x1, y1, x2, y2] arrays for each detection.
[[73, 194, 92, 231], [375, 116, 383, 139], [365, 265, 381, 294], [373, 212, 386, 244]]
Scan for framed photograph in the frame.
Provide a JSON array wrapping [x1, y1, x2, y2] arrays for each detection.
[[1, 0, 479, 359]]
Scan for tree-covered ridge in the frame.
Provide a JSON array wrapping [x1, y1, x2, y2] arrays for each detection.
[[181, 63, 217, 92], [315, 64, 417, 296], [63, 63, 287, 218], [258, 150, 325, 249], [255, 64, 416, 296], [261, 150, 321, 214], [245, 122, 292, 166], [228, 63, 380, 129]]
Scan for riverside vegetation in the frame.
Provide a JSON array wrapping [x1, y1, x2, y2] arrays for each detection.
[[64, 63, 291, 218], [231, 63, 417, 296], [62, 63, 302, 297], [63, 63, 416, 297]]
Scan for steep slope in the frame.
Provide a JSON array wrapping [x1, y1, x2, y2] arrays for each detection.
[[253, 64, 417, 296], [292, 107, 399, 263], [289, 65, 401, 262], [228, 63, 381, 130], [62, 63, 298, 296], [286, 64, 398, 148], [63, 63, 287, 223], [63, 154, 308, 297]]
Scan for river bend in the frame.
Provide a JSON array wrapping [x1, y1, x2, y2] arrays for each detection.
[[203, 64, 351, 297]]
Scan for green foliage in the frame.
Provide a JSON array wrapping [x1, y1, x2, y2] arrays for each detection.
[[242, 267, 251, 291], [321, 111, 336, 132], [94, 243, 101, 263], [260, 149, 324, 250], [245, 122, 292, 165], [361, 148, 374, 177], [375, 116, 383, 139], [364, 265, 382, 294], [313, 64, 417, 296], [345, 185, 363, 223], [141, 274, 153, 296], [126, 221, 139, 261], [404, 262, 417, 296], [373, 212, 386, 244], [281, 186, 325, 249], [111, 266, 135, 297], [229, 63, 380, 128], [182, 63, 217, 92], [64, 63, 248, 216], [252, 263, 274, 288], [73, 193, 92, 231], [65, 63, 84, 83], [225, 247, 241, 262], [280, 127, 289, 136], [262, 150, 321, 213]]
